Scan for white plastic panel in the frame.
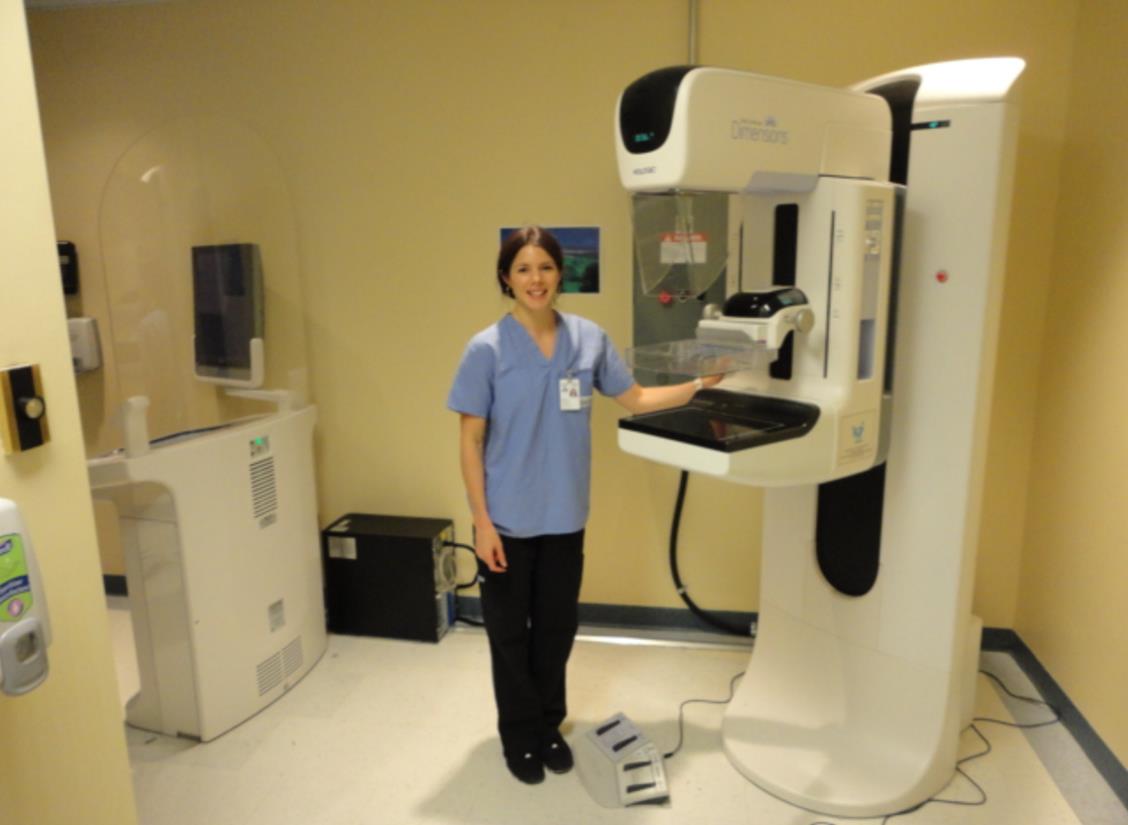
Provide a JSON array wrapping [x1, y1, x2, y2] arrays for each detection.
[[877, 100, 1020, 671], [91, 406, 327, 741], [617, 67, 891, 193]]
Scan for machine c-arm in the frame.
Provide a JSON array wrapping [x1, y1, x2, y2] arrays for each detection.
[[618, 66, 900, 487]]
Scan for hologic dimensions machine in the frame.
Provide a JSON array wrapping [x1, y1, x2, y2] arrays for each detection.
[[613, 59, 1024, 816]]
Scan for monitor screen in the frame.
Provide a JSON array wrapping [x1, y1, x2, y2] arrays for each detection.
[[192, 243, 263, 378]]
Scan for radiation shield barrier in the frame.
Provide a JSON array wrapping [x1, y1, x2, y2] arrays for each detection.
[[98, 116, 310, 444], [627, 190, 757, 383], [631, 192, 731, 299]]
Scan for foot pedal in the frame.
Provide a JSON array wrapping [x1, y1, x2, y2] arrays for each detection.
[[616, 741, 668, 806], [575, 712, 670, 808], [588, 712, 644, 761]]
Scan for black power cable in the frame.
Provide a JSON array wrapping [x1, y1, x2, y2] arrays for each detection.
[[975, 669, 1062, 728], [443, 540, 480, 589], [669, 470, 754, 637], [815, 670, 1062, 825], [663, 670, 744, 760], [442, 540, 485, 626], [446, 472, 748, 634]]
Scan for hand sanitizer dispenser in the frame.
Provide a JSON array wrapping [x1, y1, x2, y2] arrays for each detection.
[[68, 317, 102, 373], [0, 499, 51, 696]]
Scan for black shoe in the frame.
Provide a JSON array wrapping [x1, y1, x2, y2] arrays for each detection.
[[540, 732, 574, 774], [505, 751, 545, 785]]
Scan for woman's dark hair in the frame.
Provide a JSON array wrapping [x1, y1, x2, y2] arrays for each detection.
[[496, 225, 564, 297]]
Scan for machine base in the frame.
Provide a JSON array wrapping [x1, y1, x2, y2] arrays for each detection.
[[722, 605, 965, 817]]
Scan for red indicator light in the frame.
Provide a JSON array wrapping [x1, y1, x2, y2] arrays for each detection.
[[659, 290, 674, 306], [936, 271, 949, 283]]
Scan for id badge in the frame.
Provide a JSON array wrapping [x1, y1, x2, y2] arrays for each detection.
[[560, 377, 581, 411]]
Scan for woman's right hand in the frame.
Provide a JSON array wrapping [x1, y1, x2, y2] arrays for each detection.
[[475, 521, 508, 573]]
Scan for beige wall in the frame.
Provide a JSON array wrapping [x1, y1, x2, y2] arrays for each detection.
[[23, 0, 1128, 785], [1016, 0, 1128, 766], [18, 0, 1128, 795], [0, 1, 137, 822], [28, 0, 1077, 626]]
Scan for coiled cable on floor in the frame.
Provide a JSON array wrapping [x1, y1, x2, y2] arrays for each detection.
[[669, 470, 754, 637]]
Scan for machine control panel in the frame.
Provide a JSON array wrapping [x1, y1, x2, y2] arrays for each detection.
[[249, 435, 271, 459]]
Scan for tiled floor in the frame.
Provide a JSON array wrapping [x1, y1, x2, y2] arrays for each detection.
[[106, 598, 1127, 825]]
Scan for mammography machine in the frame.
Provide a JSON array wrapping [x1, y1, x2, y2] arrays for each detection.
[[614, 59, 1024, 816]]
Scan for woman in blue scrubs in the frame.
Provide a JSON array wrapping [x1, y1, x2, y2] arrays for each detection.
[[448, 226, 719, 784]]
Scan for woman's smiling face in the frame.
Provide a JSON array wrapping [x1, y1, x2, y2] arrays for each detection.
[[503, 243, 561, 314]]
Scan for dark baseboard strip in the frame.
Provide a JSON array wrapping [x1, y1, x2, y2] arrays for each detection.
[[984, 628, 1128, 811], [455, 596, 754, 634], [981, 626, 1021, 652], [103, 574, 128, 597], [579, 601, 757, 633]]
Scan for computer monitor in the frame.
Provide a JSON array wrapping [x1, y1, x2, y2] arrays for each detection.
[[192, 243, 264, 386]]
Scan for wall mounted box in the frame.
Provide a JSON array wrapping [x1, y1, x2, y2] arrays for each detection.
[[67, 317, 102, 373], [57, 241, 78, 295]]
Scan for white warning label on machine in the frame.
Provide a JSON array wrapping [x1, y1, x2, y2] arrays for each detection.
[[659, 232, 708, 264], [327, 536, 357, 560], [838, 410, 877, 466]]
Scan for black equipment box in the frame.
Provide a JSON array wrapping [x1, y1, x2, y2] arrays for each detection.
[[321, 513, 456, 643], [58, 241, 79, 294]]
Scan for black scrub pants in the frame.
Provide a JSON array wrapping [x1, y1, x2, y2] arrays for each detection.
[[477, 529, 585, 760]]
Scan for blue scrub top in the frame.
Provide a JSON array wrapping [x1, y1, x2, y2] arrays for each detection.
[[447, 312, 635, 538]]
